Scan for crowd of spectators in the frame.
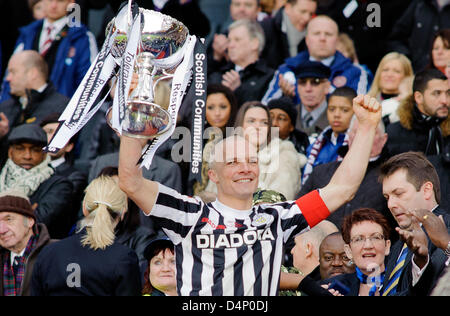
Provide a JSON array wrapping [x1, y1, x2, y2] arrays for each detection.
[[0, 0, 449, 297]]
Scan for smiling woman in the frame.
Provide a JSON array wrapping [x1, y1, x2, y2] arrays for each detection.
[[142, 237, 177, 296], [368, 52, 413, 102], [322, 208, 392, 296]]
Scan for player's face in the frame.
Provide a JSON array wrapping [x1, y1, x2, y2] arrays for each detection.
[[210, 137, 259, 201]]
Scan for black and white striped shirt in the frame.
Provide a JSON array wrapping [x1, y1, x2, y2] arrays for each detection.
[[148, 183, 330, 296]]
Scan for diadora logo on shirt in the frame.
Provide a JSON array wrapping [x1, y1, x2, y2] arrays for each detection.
[[196, 227, 275, 249]]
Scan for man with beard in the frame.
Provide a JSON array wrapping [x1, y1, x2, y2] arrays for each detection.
[[386, 69, 449, 157]]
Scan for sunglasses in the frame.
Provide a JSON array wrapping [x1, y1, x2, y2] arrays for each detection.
[[297, 78, 327, 86]]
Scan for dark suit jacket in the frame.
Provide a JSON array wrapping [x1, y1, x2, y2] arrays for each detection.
[[383, 207, 450, 296], [208, 60, 275, 106], [54, 160, 87, 230], [31, 228, 141, 296], [29, 174, 74, 239], [295, 103, 329, 137]]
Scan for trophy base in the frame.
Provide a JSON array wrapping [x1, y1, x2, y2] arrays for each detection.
[[121, 100, 172, 139]]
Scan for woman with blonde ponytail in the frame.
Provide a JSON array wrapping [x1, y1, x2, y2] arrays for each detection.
[[80, 176, 128, 250], [30, 176, 141, 296]]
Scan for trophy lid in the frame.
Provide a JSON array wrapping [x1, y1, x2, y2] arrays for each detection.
[[140, 9, 189, 69], [110, 8, 189, 69]]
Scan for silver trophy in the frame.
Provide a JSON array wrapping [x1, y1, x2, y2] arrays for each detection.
[[109, 8, 189, 138]]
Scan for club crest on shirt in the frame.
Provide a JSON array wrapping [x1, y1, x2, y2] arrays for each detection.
[[251, 214, 274, 227], [333, 76, 347, 88]]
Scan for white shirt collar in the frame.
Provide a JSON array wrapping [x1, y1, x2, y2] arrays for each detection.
[[10, 249, 26, 266], [310, 55, 335, 67], [35, 83, 48, 93], [212, 199, 253, 219], [50, 156, 66, 169], [43, 16, 68, 37], [301, 99, 327, 121]]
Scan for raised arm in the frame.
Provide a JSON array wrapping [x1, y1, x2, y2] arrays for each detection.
[[118, 135, 158, 215], [320, 95, 381, 213]]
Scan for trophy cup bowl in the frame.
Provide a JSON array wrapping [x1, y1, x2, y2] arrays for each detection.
[[109, 8, 189, 138]]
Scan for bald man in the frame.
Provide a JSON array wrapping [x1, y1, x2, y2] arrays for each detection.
[[291, 220, 339, 277], [0, 50, 68, 164], [263, 15, 370, 105], [119, 94, 382, 296], [0, 50, 68, 129]]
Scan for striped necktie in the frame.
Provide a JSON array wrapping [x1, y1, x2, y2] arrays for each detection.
[[382, 243, 408, 296], [40, 25, 54, 57], [303, 112, 313, 128]]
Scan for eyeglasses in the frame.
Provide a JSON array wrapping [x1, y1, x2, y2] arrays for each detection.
[[297, 78, 326, 86], [350, 233, 385, 246]]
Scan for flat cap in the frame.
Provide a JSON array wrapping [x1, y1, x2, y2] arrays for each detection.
[[8, 124, 47, 146]]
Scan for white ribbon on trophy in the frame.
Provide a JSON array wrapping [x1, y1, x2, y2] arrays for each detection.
[[138, 35, 197, 169]]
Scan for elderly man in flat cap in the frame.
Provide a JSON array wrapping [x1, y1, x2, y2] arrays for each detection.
[[0, 123, 73, 239], [0, 190, 53, 296]]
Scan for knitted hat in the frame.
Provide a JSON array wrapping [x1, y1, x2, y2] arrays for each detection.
[[267, 96, 298, 125], [0, 192, 36, 220]]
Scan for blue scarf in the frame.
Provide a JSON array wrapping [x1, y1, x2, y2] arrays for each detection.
[[356, 267, 385, 296]]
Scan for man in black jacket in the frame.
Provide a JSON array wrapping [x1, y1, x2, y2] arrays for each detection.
[[0, 50, 68, 127], [0, 50, 68, 165], [260, 0, 317, 69], [386, 69, 449, 157], [0, 124, 73, 239], [208, 19, 274, 106]]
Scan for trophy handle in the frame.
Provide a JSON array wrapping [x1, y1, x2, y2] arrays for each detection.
[[153, 70, 174, 95]]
